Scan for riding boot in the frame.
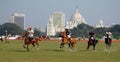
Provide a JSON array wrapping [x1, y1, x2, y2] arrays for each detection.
[[69, 38, 71, 43], [68, 38, 71, 47], [31, 37, 34, 43]]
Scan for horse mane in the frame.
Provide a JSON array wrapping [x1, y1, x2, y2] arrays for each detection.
[[23, 30, 29, 37], [61, 31, 67, 37]]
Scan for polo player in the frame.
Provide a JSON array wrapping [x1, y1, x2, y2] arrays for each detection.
[[28, 26, 34, 43], [65, 29, 71, 43]]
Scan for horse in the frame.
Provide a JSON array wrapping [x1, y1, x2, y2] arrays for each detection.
[[0, 36, 9, 43], [105, 34, 112, 49], [23, 30, 40, 51], [59, 31, 77, 50], [0, 37, 3, 42], [86, 37, 98, 50]]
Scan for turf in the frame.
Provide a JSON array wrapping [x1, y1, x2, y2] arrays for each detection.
[[0, 40, 120, 62]]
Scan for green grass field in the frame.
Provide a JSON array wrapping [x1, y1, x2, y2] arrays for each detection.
[[0, 40, 120, 62]]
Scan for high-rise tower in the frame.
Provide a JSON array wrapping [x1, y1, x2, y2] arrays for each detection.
[[9, 13, 25, 29], [47, 12, 65, 36]]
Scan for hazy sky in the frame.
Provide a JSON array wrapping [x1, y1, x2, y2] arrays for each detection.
[[0, 0, 120, 28]]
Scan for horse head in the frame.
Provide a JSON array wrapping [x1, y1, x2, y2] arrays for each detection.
[[23, 30, 29, 37], [61, 31, 67, 38]]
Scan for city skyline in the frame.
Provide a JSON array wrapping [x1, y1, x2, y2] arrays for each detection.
[[0, 0, 120, 29]]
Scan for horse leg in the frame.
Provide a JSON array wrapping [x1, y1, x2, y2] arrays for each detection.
[[32, 43, 35, 47], [109, 41, 112, 48], [93, 41, 96, 50], [35, 42, 39, 50], [87, 45, 89, 50], [5, 40, 9, 43], [87, 43, 90, 50], [60, 43, 64, 48], [26, 44, 30, 51], [36, 42, 39, 47], [109, 43, 111, 48], [71, 43, 75, 50], [106, 43, 111, 49], [68, 43, 71, 48], [93, 44, 95, 50], [106, 44, 109, 49], [23, 44, 29, 51], [23, 44, 26, 48]]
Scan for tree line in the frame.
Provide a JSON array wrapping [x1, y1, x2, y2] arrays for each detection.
[[0, 23, 45, 37], [0, 23, 120, 39], [70, 23, 120, 39]]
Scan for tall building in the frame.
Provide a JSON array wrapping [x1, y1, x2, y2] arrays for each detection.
[[47, 18, 56, 36], [47, 12, 65, 36], [66, 7, 87, 29], [9, 13, 25, 29]]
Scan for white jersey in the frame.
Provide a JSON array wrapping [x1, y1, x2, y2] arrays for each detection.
[[105, 32, 112, 38], [28, 29, 34, 37], [67, 33, 71, 38]]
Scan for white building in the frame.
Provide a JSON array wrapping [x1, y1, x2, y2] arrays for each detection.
[[9, 13, 25, 29], [66, 8, 87, 29], [47, 17, 56, 36], [95, 19, 104, 28], [47, 12, 65, 36]]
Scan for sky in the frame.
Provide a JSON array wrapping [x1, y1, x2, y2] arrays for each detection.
[[0, 0, 120, 29]]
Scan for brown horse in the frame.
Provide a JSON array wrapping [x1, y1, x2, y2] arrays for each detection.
[[60, 31, 77, 50], [23, 30, 40, 51]]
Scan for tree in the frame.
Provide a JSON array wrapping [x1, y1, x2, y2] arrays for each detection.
[[0, 23, 23, 36], [68, 23, 120, 39], [109, 24, 120, 38], [70, 23, 93, 37], [34, 28, 46, 37]]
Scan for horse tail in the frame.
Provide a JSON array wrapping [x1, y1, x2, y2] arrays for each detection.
[[95, 39, 98, 45]]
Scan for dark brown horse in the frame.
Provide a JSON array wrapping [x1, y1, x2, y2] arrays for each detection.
[[60, 31, 77, 50], [87, 37, 98, 50], [0, 37, 3, 42], [0, 36, 9, 43], [105, 34, 112, 49], [23, 30, 40, 51]]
